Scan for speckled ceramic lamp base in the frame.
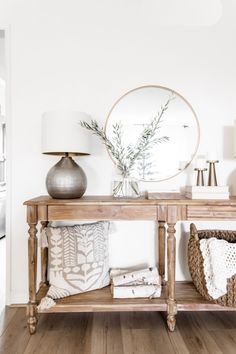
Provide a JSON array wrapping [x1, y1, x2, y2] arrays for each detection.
[[46, 156, 87, 199]]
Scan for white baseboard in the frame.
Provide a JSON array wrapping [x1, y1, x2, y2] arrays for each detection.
[[0, 294, 5, 312], [10, 291, 28, 305]]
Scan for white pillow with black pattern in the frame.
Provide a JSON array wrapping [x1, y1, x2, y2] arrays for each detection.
[[38, 221, 110, 309]]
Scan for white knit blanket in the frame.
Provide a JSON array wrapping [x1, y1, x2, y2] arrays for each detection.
[[200, 238, 236, 299]]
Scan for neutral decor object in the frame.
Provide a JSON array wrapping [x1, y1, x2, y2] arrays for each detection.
[[112, 175, 140, 198], [110, 267, 160, 286], [42, 111, 90, 199], [185, 185, 229, 200], [110, 267, 161, 299], [194, 168, 207, 186], [200, 237, 236, 299], [188, 223, 236, 306], [80, 94, 172, 197], [111, 284, 161, 299], [105, 85, 200, 182], [37, 221, 110, 310], [24, 195, 236, 334], [207, 159, 219, 186], [147, 190, 182, 199], [194, 156, 207, 186]]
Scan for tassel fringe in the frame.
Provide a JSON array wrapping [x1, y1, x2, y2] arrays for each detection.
[[37, 296, 56, 310]]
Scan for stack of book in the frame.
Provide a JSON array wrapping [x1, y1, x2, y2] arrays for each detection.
[[185, 186, 229, 200], [146, 189, 182, 200], [110, 267, 161, 299]]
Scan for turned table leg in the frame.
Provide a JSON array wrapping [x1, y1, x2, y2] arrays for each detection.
[[27, 206, 38, 334], [158, 221, 166, 285], [40, 221, 48, 287], [167, 222, 177, 332]]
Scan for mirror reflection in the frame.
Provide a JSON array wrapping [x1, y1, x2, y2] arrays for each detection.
[[105, 86, 200, 181]]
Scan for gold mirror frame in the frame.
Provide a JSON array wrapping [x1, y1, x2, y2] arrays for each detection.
[[105, 85, 200, 182]]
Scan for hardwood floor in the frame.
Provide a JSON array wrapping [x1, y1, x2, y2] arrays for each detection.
[[1, 307, 236, 354], [0, 237, 6, 314]]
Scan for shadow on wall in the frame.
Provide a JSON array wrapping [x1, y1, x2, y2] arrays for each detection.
[[177, 223, 191, 280], [182, 164, 195, 186], [227, 170, 236, 196], [223, 125, 236, 195], [223, 126, 234, 160]]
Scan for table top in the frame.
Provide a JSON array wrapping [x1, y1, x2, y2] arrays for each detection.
[[24, 195, 236, 207]]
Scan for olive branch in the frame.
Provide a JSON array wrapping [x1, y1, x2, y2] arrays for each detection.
[[80, 93, 174, 177]]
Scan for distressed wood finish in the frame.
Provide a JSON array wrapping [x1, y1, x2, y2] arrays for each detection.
[[38, 205, 48, 221], [24, 195, 236, 207], [167, 222, 177, 332], [166, 206, 178, 331], [24, 195, 236, 334], [187, 205, 236, 220], [35, 282, 236, 313], [40, 221, 49, 288], [48, 205, 157, 220], [27, 205, 38, 335], [158, 221, 166, 285]]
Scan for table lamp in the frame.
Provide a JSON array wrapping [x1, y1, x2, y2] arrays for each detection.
[[42, 111, 90, 199]]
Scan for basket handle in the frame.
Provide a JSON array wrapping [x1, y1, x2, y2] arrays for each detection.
[[190, 223, 199, 241]]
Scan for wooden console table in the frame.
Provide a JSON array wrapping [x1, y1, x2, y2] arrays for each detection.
[[24, 195, 236, 334]]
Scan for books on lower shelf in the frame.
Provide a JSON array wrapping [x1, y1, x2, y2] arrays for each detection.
[[110, 267, 162, 299], [111, 284, 161, 298], [185, 186, 229, 200]]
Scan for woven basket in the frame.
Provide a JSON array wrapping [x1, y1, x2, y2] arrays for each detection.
[[188, 223, 236, 307]]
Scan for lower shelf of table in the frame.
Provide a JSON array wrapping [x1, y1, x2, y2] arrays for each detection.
[[36, 281, 236, 313]]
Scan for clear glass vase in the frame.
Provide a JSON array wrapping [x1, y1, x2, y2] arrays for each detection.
[[112, 176, 140, 198]]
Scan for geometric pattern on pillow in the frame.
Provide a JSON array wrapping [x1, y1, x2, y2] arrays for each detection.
[[45, 221, 110, 299]]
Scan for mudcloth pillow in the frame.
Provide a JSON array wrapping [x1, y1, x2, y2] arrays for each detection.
[[38, 221, 110, 308]]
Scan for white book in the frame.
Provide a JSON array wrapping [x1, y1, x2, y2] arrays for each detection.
[[185, 192, 229, 200], [111, 284, 162, 298], [111, 267, 161, 286], [110, 269, 130, 278], [185, 186, 229, 193], [110, 267, 149, 279]]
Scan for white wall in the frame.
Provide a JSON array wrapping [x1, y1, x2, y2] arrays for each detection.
[[0, 30, 5, 79], [0, 30, 5, 116], [1, 0, 236, 303]]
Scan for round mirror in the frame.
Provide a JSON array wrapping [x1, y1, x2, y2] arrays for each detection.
[[105, 85, 200, 181]]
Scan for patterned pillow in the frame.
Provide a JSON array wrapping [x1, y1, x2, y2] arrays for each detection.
[[39, 221, 110, 307]]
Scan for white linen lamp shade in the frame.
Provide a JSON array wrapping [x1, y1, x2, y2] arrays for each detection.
[[42, 111, 91, 199], [42, 111, 90, 155]]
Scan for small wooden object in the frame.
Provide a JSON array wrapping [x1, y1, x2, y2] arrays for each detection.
[[147, 192, 182, 200]]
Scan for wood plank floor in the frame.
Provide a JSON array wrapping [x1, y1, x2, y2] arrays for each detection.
[[1, 307, 236, 354]]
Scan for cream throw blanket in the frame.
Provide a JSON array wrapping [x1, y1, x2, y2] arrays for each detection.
[[200, 238, 236, 299]]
